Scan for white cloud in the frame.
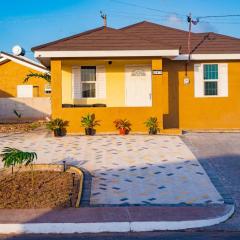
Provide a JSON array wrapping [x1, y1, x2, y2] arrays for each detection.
[[195, 21, 218, 33], [168, 14, 183, 24]]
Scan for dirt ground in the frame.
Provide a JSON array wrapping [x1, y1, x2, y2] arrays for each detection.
[[0, 170, 80, 208], [0, 121, 46, 134]]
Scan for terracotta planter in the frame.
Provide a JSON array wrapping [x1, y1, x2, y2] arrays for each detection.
[[119, 128, 128, 135]]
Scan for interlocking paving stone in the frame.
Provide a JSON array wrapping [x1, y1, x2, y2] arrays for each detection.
[[0, 133, 223, 206]]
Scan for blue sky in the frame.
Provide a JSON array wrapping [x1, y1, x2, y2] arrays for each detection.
[[1, 0, 240, 58]]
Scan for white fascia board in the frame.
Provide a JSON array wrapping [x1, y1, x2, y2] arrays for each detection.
[[34, 50, 179, 58], [174, 54, 240, 60], [0, 53, 49, 73], [0, 57, 7, 63]]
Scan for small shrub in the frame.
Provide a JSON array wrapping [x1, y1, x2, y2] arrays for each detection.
[[46, 118, 68, 137], [144, 117, 160, 135], [81, 114, 100, 135], [113, 119, 131, 135]]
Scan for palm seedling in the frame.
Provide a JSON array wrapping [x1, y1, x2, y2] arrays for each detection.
[[24, 72, 51, 83], [1, 147, 37, 187], [1, 147, 37, 207]]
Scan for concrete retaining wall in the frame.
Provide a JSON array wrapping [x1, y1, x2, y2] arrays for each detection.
[[0, 97, 51, 122]]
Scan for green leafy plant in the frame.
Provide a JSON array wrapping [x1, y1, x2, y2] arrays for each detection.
[[144, 117, 160, 135], [24, 72, 51, 83], [1, 147, 37, 168], [1, 147, 38, 206], [81, 114, 100, 135], [113, 119, 131, 135], [46, 118, 68, 137]]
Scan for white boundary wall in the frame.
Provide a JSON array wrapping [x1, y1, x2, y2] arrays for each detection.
[[0, 97, 51, 122]]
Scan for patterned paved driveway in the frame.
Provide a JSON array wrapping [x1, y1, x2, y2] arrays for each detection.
[[0, 132, 223, 206]]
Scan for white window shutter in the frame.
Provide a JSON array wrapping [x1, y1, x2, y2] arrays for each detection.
[[218, 63, 228, 97], [96, 65, 106, 98], [194, 64, 204, 97], [72, 66, 81, 99]]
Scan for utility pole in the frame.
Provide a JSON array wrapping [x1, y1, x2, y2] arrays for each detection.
[[187, 13, 199, 62], [185, 13, 199, 78], [187, 13, 192, 62], [100, 11, 107, 27]]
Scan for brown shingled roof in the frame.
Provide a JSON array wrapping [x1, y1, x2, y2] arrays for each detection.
[[32, 26, 177, 51], [32, 21, 240, 54], [121, 21, 240, 54]]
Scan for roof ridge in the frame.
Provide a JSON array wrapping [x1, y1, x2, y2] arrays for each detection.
[[32, 26, 114, 51], [120, 21, 147, 30], [120, 20, 190, 34], [118, 23, 178, 50]]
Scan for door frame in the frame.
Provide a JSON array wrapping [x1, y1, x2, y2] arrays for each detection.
[[125, 64, 152, 107]]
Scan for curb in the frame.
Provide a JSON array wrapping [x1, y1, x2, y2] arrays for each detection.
[[0, 205, 234, 234]]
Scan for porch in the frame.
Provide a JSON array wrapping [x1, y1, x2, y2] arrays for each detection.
[[51, 58, 165, 133]]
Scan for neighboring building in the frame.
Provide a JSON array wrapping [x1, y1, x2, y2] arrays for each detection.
[[0, 51, 50, 98], [32, 21, 240, 133], [0, 50, 51, 122]]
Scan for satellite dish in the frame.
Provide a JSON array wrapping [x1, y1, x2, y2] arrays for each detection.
[[12, 45, 25, 56]]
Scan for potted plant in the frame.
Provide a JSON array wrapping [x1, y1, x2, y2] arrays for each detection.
[[144, 117, 160, 135], [114, 119, 131, 135], [81, 113, 100, 135], [46, 118, 68, 137]]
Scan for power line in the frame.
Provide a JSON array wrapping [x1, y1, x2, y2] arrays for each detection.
[[107, 10, 174, 21], [110, 0, 186, 17], [107, 9, 181, 19], [201, 20, 240, 25], [198, 14, 240, 19]]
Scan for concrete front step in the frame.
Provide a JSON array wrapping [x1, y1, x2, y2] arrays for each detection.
[[160, 128, 182, 135], [0, 204, 234, 234]]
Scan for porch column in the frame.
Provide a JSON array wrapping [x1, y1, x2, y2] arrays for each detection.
[[51, 60, 62, 118], [152, 58, 163, 129]]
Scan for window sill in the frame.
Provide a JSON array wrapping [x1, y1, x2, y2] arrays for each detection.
[[195, 95, 228, 98], [62, 104, 107, 108]]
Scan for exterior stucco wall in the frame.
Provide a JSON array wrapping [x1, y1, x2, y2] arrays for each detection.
[[163, 59, 240, 130], [0, 61, 50, 98], [52, 58, 240, 133], [51, 59, 163, 133], [61, 59, 151, 107]]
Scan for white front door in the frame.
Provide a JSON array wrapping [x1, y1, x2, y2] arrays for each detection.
[[125, 65, 152, 106]]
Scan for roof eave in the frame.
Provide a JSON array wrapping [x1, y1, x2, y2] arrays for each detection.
[[34, 49, 180, 58], [174, 54, 240, 60], [0, 52, 49, 73]]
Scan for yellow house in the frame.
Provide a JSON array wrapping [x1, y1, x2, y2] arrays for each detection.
[[32, 21, 240, 133], [0, 51, 50, 98]]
